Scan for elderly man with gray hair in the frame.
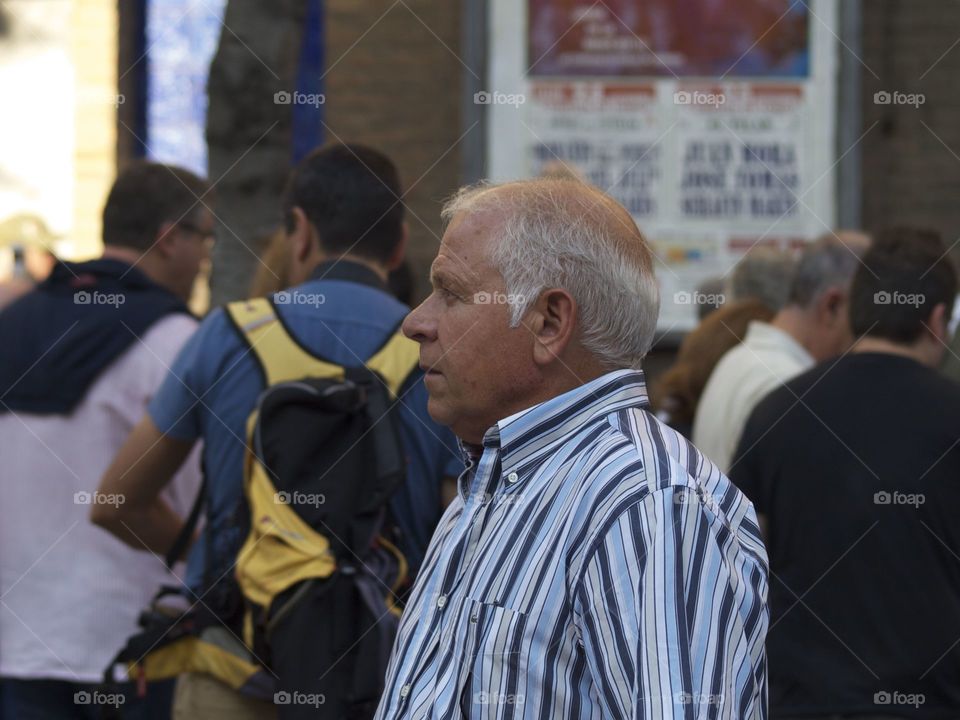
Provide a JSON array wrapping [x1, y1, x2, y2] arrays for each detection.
[[727, 245, 798, 312], [375, 178, 769, 720], [693, 231, 871, 473]]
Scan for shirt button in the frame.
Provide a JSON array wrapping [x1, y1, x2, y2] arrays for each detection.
[[400, 684, 411, 698], [437, 595, 447, 609], [507, 472, 519, 484]]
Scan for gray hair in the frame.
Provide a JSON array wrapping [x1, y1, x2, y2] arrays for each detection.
[[441, 179, 660, 370], [727, 246, 797, 312], [788, 231, 871, 309]]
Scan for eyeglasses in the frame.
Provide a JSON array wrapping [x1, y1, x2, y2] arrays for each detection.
[[177, 221, 217, 247]]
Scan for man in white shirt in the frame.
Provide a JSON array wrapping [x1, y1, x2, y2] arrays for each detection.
[[693, 232, 870, 473], [0, 162, 211, 719]]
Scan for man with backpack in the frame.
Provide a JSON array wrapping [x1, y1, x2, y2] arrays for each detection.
[[93, 144, 463, 719]]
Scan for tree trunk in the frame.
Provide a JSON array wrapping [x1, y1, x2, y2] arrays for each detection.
[[206, 0, 307, 306]]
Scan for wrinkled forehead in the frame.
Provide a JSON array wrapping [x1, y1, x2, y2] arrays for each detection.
[[434, 208, 505, 278]]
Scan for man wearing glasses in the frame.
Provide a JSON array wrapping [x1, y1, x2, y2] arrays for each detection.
[[0, 161, 211, 719]]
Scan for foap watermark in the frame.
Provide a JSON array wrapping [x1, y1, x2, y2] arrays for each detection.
[[874, 290, 924, 308], [74, 491, 125, 508], [874, 690, 925, 709], [274, 290, 326, 307], [874, 490, 925, 508], [474, 291, 525, 305], [74, 690, 125, 708], [74, 290, 125, 308], [674, 90, 726, 108], [676, 691, 724, 705], [673, 290, 725, 306], [874, 90, 925, 108], [77, 88, 125, 107], [274, 90, 326, 108], [275, 490, 326, 508], [474, 691, 525, 706], [474, 90, 525, 107], [274, 691, 326, 707], [472, 491, 528, 507]]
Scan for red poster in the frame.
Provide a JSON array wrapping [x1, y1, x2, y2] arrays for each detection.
[[528, 0, 809, 78]]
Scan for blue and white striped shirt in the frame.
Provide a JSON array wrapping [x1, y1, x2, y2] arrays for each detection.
[[375, 370, 769, 719]]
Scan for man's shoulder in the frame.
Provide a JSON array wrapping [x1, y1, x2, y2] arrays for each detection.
[[700, 341, 795, 422], [138, 312, 199, 352], [284, 278, 407, 323], [568, 407, 707, 519], [566, 408, 763, 569], [99, 312, 199, 381], [909, 359, 960, 403], [159, 307, 252, 388], [743, 358, 832, 437], [701, 341, 778, 402]]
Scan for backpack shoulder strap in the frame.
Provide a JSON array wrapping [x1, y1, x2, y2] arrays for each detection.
[[366, 329, 421, 399], [225, 298, 344, 385]]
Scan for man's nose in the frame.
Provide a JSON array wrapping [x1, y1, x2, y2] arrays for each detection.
[[402, 298, 436, 344]]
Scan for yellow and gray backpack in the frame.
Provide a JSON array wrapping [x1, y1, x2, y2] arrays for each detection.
[[104, 297, 421, 719]]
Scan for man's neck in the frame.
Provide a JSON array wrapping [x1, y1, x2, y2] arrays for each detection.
[[100, 246, 141, 266], [317, 253, 389, 283], [101, 246, 158, 282], [853, 336, 930, 366], [771, 306, 815, 357], [459, 363, 613, 445]]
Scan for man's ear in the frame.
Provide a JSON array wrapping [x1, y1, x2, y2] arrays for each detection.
[[386, 223, 409, 272], [528, 287, 577, 367], [925, 302, 949, 344], [289, 207, 318, 264], [152, 221, 178, 259], [817, 287, 845, 326]]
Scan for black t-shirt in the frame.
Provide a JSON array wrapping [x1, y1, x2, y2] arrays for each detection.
[[731, 352, 960, 719]]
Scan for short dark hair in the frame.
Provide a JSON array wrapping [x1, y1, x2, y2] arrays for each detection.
[[388, 260, 414, 305], [102, 161, 210, 252], [282, 143, 404, 264], [849, 227, 957, 344]]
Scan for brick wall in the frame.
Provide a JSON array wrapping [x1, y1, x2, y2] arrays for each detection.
[[324, 0, 464, 300], [861, 0, 960, 255]]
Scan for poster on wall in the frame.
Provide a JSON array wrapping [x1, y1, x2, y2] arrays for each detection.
[[488, 0, 838, 332], [528, 0, 809, 78]]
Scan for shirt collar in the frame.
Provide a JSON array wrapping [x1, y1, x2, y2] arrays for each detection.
[[744, 320, 814, 365], [458, 439, 484, 466], [308, 258, 387, 292], [478, 369, 650, 479]]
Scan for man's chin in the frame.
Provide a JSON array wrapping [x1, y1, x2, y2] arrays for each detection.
[[425, 396, 453, 428]]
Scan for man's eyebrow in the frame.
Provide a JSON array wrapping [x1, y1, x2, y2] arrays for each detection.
[[429, 265, 468, 290]]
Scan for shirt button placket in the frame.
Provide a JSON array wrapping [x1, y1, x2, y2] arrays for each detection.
[[393, 682, 411, 718]]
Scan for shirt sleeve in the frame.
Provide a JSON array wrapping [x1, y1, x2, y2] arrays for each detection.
[[572, 487, 766, 720], [147, 309, 230, 441]]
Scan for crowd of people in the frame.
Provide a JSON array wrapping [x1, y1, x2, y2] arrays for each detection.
[[0, 142, 957, 719], [654, 228, 960, 719]]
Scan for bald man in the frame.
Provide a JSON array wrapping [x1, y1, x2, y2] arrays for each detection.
[[374, 179, 769, 719]]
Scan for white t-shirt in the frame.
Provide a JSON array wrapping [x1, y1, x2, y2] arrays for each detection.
[[0, 314, 201, 682], [692, 321, 814, 474]]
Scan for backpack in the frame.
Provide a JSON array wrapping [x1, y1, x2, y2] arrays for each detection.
[[104, 297, 421, 719]]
